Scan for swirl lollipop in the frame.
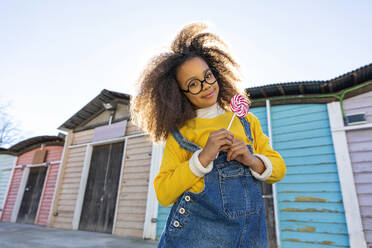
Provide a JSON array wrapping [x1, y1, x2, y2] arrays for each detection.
[[227, 94, 249, 130]]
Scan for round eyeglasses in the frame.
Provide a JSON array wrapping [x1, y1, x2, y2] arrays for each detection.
[[181, 68, 217, 95]]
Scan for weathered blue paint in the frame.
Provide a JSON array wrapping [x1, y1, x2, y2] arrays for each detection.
[[250, 107, 268, 135], [270, 104, 350, 247], [156, 203, 172, 239]]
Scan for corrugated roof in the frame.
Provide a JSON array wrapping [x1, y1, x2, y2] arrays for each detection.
[[246, 63, 372, 100], [0, 148, 16, 156], [7, 135, 64, 155], [59, 64, 372, 130], [0, 147, 9, 154], [59, 89, 131, 131]]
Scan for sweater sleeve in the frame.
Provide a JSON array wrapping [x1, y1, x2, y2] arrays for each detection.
[[153, 133, 206, 207], [250, 114, 287, 184]]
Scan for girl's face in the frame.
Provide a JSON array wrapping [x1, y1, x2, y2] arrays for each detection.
[[176, 57, 219, 109]]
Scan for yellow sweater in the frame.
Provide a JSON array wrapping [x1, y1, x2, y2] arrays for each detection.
[[154, 111, 286, 207]]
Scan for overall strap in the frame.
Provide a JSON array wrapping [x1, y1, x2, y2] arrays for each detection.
[[238, 117, 254, 142], [171, 128, 201, 153], [238, 117, 254, 154]]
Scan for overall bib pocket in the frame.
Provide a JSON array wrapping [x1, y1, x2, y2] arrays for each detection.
[[217, 161, 262, 219]]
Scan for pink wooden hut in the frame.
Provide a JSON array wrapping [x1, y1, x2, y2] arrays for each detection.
[[0, 136, 65, 225]]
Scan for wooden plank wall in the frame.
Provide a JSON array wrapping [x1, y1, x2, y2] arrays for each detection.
[[72, 129, 95, 145], [50, 121, 148, 236], [126, 121, 142, 136], [35, 146, 63, 225], [0, 168, 23, 222], [1, 146, 64, 224], [0, 169, 12, 214], [0, 155, 16, 216], [344, 91, 372, 247], [0, 149, 34, 222], [272, 104, 350, 248], [50, 129, 93, 229], [113, 134, 152, 237]]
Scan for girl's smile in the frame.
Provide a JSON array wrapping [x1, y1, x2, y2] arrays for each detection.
[[202, 88, 215, 99]]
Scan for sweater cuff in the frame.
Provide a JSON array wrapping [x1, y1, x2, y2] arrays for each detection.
[[250, 154, 273, 181], [189, 149, 213, 177]]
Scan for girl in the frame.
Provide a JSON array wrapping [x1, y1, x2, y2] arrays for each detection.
[[131, 23, 286, 248]]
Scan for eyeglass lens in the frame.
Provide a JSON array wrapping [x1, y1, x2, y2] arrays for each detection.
[[187, 70, 216, 94]]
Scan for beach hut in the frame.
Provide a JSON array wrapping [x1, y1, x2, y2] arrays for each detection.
[[48, 89, 163, 239], [245, 63, 372, 248], [0, 148, 17, 217], [0, 136, 65, 226], [153, 63, 372, 247], [342, 86, 372, 247]]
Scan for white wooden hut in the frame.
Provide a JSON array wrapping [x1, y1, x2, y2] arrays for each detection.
[[0, 148, 17, 217], [49, 89, 162, 239]]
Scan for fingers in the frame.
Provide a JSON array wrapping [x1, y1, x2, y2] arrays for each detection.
[[219, 144, 231, 152], [221, 139, 245, 153], [209, 129, 234, 148], [227, 147, 245, 161], [211, 129, 234, 140], [203, 129, 235, 160], [226, 139, 248, 161]]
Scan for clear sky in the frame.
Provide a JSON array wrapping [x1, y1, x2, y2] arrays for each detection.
[[1, 0, 371, 146]]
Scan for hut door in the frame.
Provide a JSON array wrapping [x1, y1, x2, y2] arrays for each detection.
[[79, 142, 124, 233], [17, 167, 47, 224], [261, 182, 277, 248]]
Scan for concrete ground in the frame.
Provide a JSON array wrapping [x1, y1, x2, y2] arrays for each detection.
[[0, 222, 158, 248]]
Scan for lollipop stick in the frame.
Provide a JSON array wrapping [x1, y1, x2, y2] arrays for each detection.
[[217, 113, 236, 159], [227, 113, 236, 131]]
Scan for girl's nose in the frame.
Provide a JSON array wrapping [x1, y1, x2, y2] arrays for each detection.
[[202, 82, 212, 92]]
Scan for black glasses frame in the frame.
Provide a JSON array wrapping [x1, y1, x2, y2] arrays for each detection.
[[181, 68, 218, 95]]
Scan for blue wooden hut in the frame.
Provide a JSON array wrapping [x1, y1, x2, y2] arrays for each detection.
[[154, 63, 372, 248]]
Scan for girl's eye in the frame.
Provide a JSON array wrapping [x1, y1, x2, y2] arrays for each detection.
[[206, 73, 211, 78], [189, 81, 199, 88]]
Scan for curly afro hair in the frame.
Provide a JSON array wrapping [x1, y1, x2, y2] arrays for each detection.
[[130, 22, 249, 142]]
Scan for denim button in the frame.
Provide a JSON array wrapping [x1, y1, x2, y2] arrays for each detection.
[[179, 208, 186, 214], [185, 195, 191, 202], [173, 220, 181, 227]]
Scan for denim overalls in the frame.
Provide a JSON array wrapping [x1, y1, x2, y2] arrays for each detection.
[[158, 117, 268, 248]]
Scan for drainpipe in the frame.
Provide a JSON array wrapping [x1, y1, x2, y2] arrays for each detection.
[[266, 99, 281, 247], [102, 102, 117, 125], [108, 111, 114, 125]]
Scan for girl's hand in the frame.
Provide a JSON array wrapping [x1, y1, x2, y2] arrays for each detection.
[[199, 129, 234, 167], [225, 139, 265, 174], [224, 139, 253, 164]]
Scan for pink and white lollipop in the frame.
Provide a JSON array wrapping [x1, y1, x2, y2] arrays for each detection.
[[227, 94, 249, 130]]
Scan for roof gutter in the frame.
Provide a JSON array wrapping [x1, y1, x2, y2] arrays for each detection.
[[252, 80, 372, 120]]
